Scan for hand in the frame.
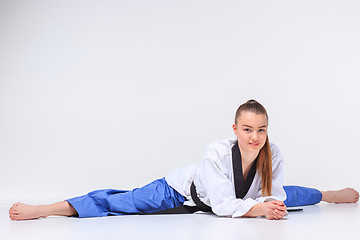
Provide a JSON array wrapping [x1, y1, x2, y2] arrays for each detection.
[[264, 200, 286, 220]]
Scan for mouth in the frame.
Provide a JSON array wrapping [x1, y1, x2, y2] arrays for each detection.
[[249, 142, 260, 147]]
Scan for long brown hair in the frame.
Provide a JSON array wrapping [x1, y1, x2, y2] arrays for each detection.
[[235, 100, 272, 196]]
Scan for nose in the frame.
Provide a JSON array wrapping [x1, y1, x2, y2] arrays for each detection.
[[251, 131, 259, 141]]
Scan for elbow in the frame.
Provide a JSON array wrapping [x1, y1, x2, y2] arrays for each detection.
[[211, 205, 233, 218]]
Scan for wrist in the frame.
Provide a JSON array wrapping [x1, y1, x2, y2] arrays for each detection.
[[243, 203, 266, 217]]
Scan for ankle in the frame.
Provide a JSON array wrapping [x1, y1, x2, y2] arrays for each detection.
[[38, 205, 52, 218], [47, 201, 77, 217], [321, 191, 335, 203]]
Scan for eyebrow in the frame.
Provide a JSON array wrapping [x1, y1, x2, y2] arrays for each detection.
[[242, 125, 267, 128]]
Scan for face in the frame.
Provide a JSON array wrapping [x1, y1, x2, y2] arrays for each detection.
[[232, 111, 268, 155]]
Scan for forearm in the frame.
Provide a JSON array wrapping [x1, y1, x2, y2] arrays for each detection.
[[243, 203, 266, 217]]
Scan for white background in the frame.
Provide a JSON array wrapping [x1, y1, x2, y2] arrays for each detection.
[[1, 0, 359, 205]]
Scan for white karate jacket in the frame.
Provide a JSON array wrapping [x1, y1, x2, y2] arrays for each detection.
[[165, 138, 287, 218]]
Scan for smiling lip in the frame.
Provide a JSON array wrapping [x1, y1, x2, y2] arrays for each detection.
[[249, 142, 260, 147]]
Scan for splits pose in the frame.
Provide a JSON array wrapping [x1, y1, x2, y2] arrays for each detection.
[[9, 100, 359, 220]]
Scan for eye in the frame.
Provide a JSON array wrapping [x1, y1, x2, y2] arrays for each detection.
[[243, 128, 251, 132], [259, 129, 266, 132]]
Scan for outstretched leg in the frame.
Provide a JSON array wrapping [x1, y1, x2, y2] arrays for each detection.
[[284, 186, 359, 207], [321, 188, 359, 203], [9, 178, 186, 220], [9, 201, 77, 221]]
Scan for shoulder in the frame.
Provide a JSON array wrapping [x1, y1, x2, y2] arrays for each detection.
[[269, 142, 284, 163], [269, 142, 281, 155], [205, 138, 236, 155], [202, 139, 236, 163]]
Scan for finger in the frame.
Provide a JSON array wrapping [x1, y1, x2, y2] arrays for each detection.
[[272, 201, 285, 206], [269, 211, 277, 220], [273, 210, 284, 219], [277, 205, 287, 211], [273, 210, 280, 216], [278, 209, 287, 218], [274, 210, 286, 218], [273, 212, 281, 220], [275, 208, 286, 216], [270, 203, 284, 211]]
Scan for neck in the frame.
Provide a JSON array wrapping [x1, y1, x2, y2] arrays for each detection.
[[239, 145, 259, 165]]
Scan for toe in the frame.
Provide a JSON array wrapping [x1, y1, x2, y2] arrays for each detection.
[[11, 207, 18, 213], [9, 213, 17, 220]]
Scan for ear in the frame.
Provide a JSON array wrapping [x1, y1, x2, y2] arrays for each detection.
[[232, 124, 237, 134]]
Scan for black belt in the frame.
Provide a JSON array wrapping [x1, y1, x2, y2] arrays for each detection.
[[142, 182, 212, 215], [143, 141, 256, 215], [189, 182, 212, 212]]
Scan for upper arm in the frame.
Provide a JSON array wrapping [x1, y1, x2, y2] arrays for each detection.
[[200, 144, 234, 206]]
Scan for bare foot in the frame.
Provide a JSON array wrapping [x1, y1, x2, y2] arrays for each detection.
[[9, 203, 49, 220], [321, 188, 360, 203]]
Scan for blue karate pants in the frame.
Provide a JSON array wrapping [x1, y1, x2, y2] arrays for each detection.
[[67, 178, 186, 218], [283, 185, 322, 207], [66, 178, 322, 218]]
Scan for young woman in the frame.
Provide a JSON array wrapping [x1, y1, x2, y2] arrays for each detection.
[[9, 100, 359, 221]]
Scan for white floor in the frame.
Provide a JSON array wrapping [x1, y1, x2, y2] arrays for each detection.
[[1, 202, 359, 240]]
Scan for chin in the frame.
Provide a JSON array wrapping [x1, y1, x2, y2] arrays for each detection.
[[249, 147, 261, 152], [245, 146, 259, 153]]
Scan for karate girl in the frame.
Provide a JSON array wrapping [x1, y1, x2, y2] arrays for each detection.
[[9, 100, 359, 220]]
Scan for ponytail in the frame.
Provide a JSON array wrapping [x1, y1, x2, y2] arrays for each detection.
[[257, 136, 272, 196]]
